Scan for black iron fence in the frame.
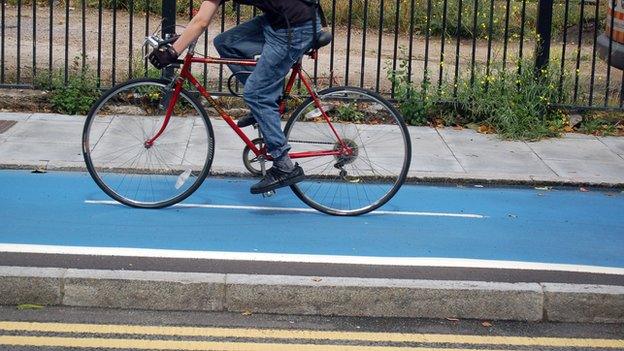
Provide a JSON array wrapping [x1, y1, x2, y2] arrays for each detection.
[[0, 0, 623, 109]]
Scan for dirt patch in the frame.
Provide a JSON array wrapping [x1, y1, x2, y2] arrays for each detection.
[[0, 89, 54, 112]]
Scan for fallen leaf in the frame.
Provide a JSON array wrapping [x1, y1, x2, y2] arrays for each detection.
[[17, 304, 44, 310], [563, 125, 574, 133], [478, 125, 495, 134], [453, 125, 463, 130], [579, 187, 590, 192], [481, 321, 493, 327], [241, 310, 253, 316]]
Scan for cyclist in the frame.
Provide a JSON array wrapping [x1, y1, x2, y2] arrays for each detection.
[[149, 0, 324, 195]]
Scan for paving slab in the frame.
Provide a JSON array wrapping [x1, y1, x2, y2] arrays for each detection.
[[453, 150, 556, 176], [0, 141, 83, 164], [435, 129, 557, 176], [6, 120, 85, 144], [28, 113, 83, 122], [437, 128, 534, 153], [527, 136, 623, 163], [409, 154, 465, 173], [599, 136, 624, 158], [0, 112, 31, 121], [409, 127, 453, 156], [543, 159, 624, 183]]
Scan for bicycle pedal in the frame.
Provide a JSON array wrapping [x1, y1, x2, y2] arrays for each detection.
[[262, 190, 276, 198]]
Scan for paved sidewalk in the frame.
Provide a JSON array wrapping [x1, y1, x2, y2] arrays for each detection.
[[1, 111, 624, 185]]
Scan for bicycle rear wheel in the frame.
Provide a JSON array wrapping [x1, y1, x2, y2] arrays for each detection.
[[82, 78, 214, 208], [285, 86, 411, 216]]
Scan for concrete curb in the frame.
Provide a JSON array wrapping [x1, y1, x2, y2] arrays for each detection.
[[2, 163, 624, 188], [1, 266, 623, 323]]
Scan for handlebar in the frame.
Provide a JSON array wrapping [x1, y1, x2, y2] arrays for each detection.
[[143, 34, 180, 50], [143, 34, 184, 66]]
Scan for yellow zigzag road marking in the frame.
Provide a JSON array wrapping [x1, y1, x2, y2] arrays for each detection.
[[0, 335, 517, 351], [0, 322, 622, 349]]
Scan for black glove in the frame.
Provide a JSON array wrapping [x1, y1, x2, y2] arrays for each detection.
[[149, 45, 179, 69]]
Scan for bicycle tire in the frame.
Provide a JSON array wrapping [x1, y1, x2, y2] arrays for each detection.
[[285, 86, 411, 216], [82, 78, 215, 209]]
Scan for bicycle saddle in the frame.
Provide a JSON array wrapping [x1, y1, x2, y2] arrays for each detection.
[[312, 31, 333, 50]]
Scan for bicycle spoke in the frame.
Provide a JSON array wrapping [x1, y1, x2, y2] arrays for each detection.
[[84, 79, 213, 208], [287, 87, 410, 215]]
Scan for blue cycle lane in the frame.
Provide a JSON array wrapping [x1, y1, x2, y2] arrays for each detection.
[[0, 170, 623, 271]]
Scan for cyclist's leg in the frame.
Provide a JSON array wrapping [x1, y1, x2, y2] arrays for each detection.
[[243, 21, 314, 163], [243, 21, 318, 193], [214, 15, 265, 85]]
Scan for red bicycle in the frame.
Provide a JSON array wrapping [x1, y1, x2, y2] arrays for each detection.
[[82, 33, 411, 216]]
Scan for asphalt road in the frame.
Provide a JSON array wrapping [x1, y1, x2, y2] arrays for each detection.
[[0, 306, 622, 350], [1, 170, 624, 285]]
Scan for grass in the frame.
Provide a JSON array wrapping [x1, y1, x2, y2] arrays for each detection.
[[9, 0, 606, 40], [389, 49, 573, 140], [577, 110, 624, 136]]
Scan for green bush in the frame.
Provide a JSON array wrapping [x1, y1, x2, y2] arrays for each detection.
[[454, 60, 569, 140], [389, 52, 571, 140], [388, 56, 436, 125], [388, 48, 457, 126], [35, 57, 101, 115]]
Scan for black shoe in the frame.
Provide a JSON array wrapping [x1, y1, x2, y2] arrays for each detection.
[[250, 164, 305, 194], [237, 114, 257, 128]]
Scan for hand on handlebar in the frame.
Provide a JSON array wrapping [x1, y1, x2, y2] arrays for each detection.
[[148, 45, 180, 69]]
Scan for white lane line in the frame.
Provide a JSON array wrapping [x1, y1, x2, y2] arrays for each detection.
[[84, 200, 486, 219], [1, 243, 623, 276]]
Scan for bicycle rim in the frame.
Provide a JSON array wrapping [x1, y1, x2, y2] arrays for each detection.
[[83, 78, 214, 208], [285, 86, 411, 216]]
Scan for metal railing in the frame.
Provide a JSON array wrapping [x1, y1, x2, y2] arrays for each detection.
[[0, 0, 622, 109]]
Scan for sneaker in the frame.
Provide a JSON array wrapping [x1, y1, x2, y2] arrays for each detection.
[[250, 164, 305, 194], [237, 114, 257, 128]]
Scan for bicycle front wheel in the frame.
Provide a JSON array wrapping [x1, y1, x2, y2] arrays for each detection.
[[82, 78, 215, 208], [285, 86, 411, 216]]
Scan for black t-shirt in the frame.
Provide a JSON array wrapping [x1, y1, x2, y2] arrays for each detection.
[[221, 0, 315, 29]]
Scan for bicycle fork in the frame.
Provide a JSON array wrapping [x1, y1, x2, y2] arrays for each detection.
[[145, 78, 183, 148]]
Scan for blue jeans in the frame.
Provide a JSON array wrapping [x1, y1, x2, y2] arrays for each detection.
[[214, 16, 319, 159]]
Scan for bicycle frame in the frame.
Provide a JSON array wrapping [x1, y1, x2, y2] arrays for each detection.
[[146, 47, 352, 161]]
